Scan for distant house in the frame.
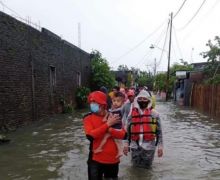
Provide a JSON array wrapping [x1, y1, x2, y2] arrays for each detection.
[[113, 70, 130, 87], [191, 62, 209, 71], [174, 64, 206, 106], [112, 70, 137, 87]]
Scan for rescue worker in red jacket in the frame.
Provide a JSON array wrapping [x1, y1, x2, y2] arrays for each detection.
[[123, 89, 163, 168], [83, 91, 127, 180]]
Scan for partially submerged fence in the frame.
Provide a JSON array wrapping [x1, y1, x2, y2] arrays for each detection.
[[191, 84, 220, 118]]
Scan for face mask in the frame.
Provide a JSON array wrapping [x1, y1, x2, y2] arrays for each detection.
[[90, 103, 99, 113], [138, 101, 149, 109]]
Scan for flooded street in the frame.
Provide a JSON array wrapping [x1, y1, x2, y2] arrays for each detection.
[[1, 102, 220, 180]]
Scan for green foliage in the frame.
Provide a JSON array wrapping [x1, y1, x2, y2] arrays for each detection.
[[63, 104, 74, 113], [204, 74, 220, 85], [59, 96, 74, 113], [201, 36, 220, 63], [75, 86, 90, 109], [154, 73, 167, 91], [137, 71, 154, 89], [168, 61, 193, 94], [117, 64, 129, 71], [126, 72, 132, 87], [200, 36, 220, 84], [170, 62, 193, 75], [91, 50, 116, 90]]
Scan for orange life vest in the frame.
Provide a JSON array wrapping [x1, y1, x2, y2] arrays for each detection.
[[130, 108, 157, 141]]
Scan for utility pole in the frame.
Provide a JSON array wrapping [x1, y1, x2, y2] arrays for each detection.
[[166, 12, 173, 101], [153, 58, 157, 76], [78, 22, 81, 48], [191, 47, 194, 64]]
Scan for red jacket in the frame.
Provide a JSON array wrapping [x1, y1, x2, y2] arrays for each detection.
[[83, 113, 126, 164]]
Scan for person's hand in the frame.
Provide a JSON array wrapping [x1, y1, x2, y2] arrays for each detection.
[[123, 143, 129, 156], [106, 113, 121, 127], [102, 112, 108, 122], [157, 147, 163, 157]]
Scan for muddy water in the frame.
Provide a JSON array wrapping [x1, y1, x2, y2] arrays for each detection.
[[0, 102, 220, 180]]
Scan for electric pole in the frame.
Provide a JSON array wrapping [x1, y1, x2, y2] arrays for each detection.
[[166, 12, 173, 101], [153, 58, 157, 76], [78, 23, 81, 48]]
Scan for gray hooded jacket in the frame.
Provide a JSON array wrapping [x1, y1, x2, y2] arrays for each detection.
[[125, 90, 163, 150]]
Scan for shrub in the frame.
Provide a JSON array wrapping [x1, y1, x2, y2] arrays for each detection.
[[75, 86, 90, 108], [63, 104, 74, 113]]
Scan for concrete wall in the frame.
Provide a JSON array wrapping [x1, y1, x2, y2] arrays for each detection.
[[0, 12, 91, 129]]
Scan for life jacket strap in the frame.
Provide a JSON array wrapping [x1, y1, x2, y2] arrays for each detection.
[[130, 121, 157, 125], [130, 131, 157, 135], [131, 114, 152, 118]]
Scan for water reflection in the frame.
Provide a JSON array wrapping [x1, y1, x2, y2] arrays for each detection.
[[0, 102, 220, 179]]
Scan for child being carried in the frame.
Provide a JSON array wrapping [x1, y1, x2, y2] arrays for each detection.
[[93, 91, 125, 158]]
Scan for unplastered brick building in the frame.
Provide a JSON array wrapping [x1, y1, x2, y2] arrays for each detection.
[[0, 11, 91, 129]]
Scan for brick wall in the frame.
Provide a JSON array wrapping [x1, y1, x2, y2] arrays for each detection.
[[0, 12, 91, 129]]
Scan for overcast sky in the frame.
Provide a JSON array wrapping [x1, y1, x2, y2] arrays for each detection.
[[2, 0, 220, 71]]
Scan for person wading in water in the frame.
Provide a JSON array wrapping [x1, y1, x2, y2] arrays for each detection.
[[123, 89, 163, 168], [83, 91, 127, 179]]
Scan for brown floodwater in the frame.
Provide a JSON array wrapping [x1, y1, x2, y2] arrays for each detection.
[[0, 102, 220, 180]]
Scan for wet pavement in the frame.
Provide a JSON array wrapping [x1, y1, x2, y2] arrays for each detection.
[[0, 102, 220, 180]]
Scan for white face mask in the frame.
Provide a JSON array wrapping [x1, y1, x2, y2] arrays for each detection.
[[90, 103, 99, 113]]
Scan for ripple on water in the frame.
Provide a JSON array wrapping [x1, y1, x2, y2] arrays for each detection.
[[39, 150, 48, 155], [44, 128, 53, 131], [1, 102, 220, 180], [32, 132, 39, 136], [47, 166, 56, 172]]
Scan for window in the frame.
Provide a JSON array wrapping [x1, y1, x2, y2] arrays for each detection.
[[76, 71, 81, 87], [49, 66, 56, 93]]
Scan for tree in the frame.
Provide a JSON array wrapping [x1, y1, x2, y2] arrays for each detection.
[[117, 65, 129, 71], [90, 50, 116, 90], [170, 61, 193, 76], [137, 71, 154, 90], [154, 73, 167, 91], [154, 61, 193, 93], [201, 36, 220, 84], [126, 71, 132, 88], [201, 36, 220, 64]]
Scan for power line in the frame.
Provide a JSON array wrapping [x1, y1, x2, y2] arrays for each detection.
[[154, 26, 168, 47], [173, 0, 188, 19], [171, 37, 178, 63], [177, 0, 207, 31], [157, 20, 170, 67], [132, 23, 169, 68], [173, 26, 184, 60], [179, 0, 220, 42], [0, 0, 21, 17], [200, 0, 220, 23], [209, 0, 220, 14], [111, 19, 167, 64], [133, 50, 154, 68], [0, 1, 41, 30]]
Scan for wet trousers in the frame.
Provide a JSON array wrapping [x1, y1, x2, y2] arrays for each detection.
[[87, 160, 119, 180], [131, 146, 155, 168]]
